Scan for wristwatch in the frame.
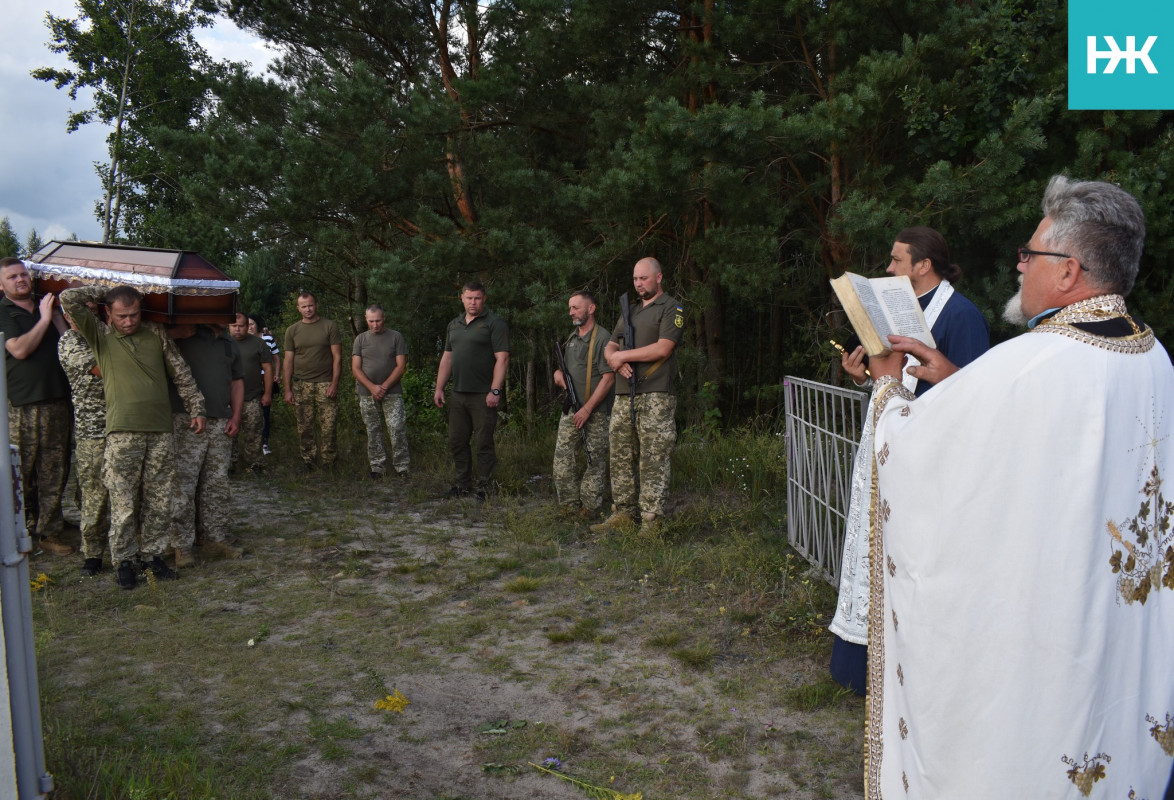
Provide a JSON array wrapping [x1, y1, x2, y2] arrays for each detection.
[[491, 388, 502, 396]]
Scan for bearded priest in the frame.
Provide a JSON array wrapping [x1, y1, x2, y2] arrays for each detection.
[[863, 175, 1174, 799]]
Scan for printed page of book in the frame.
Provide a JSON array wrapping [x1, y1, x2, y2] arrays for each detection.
[[872, 276, 936, 348], [846, 273, 895, 342]]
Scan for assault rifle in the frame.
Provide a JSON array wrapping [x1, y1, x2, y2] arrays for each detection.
[[553, 340, 592, 465], [619, 292, 637, 428]]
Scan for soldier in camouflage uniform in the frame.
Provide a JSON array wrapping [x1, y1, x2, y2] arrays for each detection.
[[552, 291, 614, 518], [283, 292, 342, 469], [169, 324, 245, 565], [352, 304, 410, 479], [591, 258, 685, 536], [0, 258, 74, 556], [229, 312, 272, 472], [61, 285, 206, 589], [58, 319, 110, 575]]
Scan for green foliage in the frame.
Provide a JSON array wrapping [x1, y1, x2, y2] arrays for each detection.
[[0, 217, 20, 259], [40, 0, 1174, 428], [33, 0, 216, 243], [23, 228, 44, 258]]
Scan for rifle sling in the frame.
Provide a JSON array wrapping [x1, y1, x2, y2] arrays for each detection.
[[640, 355, 668, 382], [583, 324, 597, 399]]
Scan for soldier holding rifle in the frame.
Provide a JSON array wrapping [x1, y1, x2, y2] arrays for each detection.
[[591, 258, 684, 537], [552, 291, 614, 519]]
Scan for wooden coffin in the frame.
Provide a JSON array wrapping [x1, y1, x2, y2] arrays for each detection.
[[26, 241, 238, 325]]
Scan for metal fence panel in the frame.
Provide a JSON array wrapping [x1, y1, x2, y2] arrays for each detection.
[[783, 376, 867, 586]]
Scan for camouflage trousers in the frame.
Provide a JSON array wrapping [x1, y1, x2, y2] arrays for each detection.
[[75, 436, 109, 559], [359, 394, 410, 475], [292, 381, 338, 466], [553, 410, 610, 512], [171, 414, 234, 547], [103, 431, 176, 562], [8, 399, 71, 539], [608, 394, 676, 517], [233, 398, 264, 470]]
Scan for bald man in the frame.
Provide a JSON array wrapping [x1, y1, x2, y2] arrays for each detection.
[[592, 258, 684, 536]]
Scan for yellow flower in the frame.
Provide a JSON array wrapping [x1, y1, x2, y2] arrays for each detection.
[[374, 690, 410, 712], [30, 573, 52, 591]]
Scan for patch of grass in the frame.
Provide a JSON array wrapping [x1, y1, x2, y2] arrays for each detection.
[[307, 715, 368, 761], [670, 640, 718, 669], [646, 628, 685, 649], [545, 616, 602, 644], [503, 575, 543, 593], [784, 679, 857, 712]]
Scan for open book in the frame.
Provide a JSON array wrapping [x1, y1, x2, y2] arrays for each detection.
[[829, 272, 936, 357]]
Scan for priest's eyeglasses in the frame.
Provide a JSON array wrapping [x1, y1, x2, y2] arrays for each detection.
[[1017, 247, 1088, 271]]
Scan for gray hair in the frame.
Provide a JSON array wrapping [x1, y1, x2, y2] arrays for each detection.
[[1040, 175, 1145, 296]]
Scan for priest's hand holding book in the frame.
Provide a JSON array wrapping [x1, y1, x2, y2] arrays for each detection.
[[868, 335, 960, 387]]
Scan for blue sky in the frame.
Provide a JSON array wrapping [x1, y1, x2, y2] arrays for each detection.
[[0, 1, 274, 247]]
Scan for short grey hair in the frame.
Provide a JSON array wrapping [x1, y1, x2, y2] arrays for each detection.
[[1040, 175, 1145, 296]]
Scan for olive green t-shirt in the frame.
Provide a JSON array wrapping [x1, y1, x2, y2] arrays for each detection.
[[285, 318, 341, 382], [60, 286, 205, 433], [352, 329, 408, 397], [560, 322, 613, 411], [609, 293, 684, 395], [235, 333, 271, 401], [169, 327, 244, 418], [444, 310, 509, 393]]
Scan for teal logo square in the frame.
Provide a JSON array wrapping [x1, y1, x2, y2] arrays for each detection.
[[1069, 0, 1174, 109]]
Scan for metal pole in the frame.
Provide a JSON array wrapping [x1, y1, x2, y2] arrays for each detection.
[[0, 332, 53, 798]]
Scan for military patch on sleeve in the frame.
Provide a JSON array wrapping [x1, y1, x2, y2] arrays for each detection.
[[674, 307, 684, 328]]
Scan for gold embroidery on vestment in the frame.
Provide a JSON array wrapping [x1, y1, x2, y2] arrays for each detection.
[[898, 717, 908, 739], [896, 663, 903, 685], [864, 420, 888, 799], [1148, 712, 1174, 756], [1062, 752, 1110, 797], [887, 555, 896, 577], [1032, 295, 1155, 354], [1108, 463, 1174, 605]]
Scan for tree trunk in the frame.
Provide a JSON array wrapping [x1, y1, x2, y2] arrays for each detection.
[[434, 0, 478, 228], [104, 0, 139, 243]]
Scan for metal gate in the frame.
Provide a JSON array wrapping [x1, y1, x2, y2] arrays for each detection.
[[783, 376, 867, 586]]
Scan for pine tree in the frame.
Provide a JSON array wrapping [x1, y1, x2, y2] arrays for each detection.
[[0, 218, 21, 259]]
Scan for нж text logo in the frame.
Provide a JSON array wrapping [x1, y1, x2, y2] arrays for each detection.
[[1087, 35, 1159, 74]]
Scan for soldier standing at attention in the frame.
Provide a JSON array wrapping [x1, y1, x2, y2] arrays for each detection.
[[283, 292, 342, 470], [552, 291, 614, 519], [592, 258, 684, 537], [61, 285, 205, 589], [352, 304, 410, 480], [0, 258, 74, 556], [433, 282, 509, 499]]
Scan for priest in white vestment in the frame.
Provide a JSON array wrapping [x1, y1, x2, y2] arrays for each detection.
[[863, 176, 1174, 799]]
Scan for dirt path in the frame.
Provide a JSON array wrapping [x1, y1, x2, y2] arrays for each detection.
[[34, 473, 865, 800]]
